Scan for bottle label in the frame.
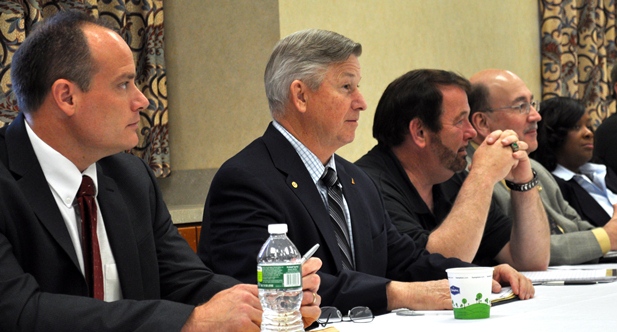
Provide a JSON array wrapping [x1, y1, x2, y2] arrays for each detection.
[[257, 263, 302, 289]]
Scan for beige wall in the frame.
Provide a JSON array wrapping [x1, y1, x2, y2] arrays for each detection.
[[165, 0, 540, 171], [165, 0, 279, 170]]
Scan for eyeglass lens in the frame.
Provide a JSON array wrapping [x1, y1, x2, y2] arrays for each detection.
[[318, 307, 342, 324], [317, 306, 373, 325], [349, 306, 374, 323], [531, 100, 540, 112], [520, 100, 540, 114]]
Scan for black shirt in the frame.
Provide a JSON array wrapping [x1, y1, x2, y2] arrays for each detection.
[[356, 145, 512, 266]]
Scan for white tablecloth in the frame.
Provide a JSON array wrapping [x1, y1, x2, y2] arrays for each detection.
[[326, 264, 617, 331]]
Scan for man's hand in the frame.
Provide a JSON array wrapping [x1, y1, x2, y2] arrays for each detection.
[[470, 129, 521, 184], [181, 284, 262, 332], [182, 257, 322, 332], [492, 264, 534, 300], [301, 257, 322, 327], [386, 279, 452, 311], [480, 129, 534, 184], [385, 264, 534, 312]]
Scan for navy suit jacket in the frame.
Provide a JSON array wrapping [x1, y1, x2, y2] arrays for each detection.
[[553, 167, 617, 227], [0, 114, 238, 331], [594, 112, 617, 176], [198, 123, 470, 315]]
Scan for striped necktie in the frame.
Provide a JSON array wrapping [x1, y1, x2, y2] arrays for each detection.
[[321, 167, 355, 270]]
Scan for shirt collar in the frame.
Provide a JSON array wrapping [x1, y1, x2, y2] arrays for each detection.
[[272, 120, 335, 184], [552, 164, 575, 181], [553, 163, 607, 182], [579, 162, 607, 178], [25, 120, 98, 208]]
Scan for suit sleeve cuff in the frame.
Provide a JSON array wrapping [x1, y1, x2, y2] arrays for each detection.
[[591, 228, 611, 254]]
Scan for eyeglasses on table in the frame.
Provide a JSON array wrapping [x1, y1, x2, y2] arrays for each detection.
[[317, 306, 373, 326]]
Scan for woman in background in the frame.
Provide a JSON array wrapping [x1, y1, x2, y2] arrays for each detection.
[[533, 96, 617, 227]]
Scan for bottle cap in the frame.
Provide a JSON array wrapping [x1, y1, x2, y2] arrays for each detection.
[[268, 223, 288, 234]]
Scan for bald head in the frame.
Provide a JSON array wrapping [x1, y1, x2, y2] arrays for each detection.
[[469, 69, 524, 104], [468, 69, 541, 152], [470, 69, 519, 84]]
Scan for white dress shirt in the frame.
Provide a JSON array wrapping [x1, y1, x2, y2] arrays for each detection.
[[25, 121, 122, 301], [272, 121, 356, 263], [553, 163, 617, 217]]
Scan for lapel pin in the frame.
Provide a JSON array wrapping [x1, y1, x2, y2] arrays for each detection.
[[291, 181, 298, 188], [351, 178, 355, 185]]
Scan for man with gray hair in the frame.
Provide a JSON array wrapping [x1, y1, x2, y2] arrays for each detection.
[[199, 30, 534, 315]]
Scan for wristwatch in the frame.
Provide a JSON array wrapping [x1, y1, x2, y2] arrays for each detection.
[[505, 169, 538, 192]]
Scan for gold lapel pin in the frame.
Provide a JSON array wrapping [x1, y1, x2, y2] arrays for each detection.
[[291, 181, 298, 188], [351, 178, 355, 185]]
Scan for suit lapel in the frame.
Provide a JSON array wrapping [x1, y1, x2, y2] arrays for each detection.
[[5, 115, 146, 298], [566, 177, 609, 225], [5, 114, 81, 269], [261, 124, 344, 268], [606, 168, 617, 194], [96, 166, 145, 299]]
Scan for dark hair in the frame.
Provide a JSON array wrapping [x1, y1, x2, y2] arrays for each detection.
[[468, 82, 491, 119], [611, 64, 617, 99], [373, 69, 470, 148], [532, 96, 586, 171], [11, 10, 104, 114]]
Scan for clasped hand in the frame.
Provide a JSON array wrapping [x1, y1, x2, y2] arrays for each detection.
[[470, 129, 533, 184]]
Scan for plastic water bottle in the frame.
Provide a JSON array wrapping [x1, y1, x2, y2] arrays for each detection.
[[257, 224, 304, 332]]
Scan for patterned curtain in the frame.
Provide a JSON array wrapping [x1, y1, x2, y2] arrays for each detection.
[[540, 0, 617, 129], [0, 0, 170, 177]]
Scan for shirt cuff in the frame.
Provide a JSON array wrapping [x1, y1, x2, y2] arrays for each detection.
[[591, 228, 611, 254]]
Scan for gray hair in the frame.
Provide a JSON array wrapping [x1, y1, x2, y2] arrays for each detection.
[[264, 29, 362, 117]]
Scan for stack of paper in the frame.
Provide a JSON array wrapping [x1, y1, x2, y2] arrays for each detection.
[[491, 287, 517, 305], [521, 269, 617, 283]]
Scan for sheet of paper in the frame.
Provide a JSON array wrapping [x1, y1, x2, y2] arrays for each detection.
[[548, 264, 617, 270], [521, 269, 617, 283], [491, 287, 514, 301]]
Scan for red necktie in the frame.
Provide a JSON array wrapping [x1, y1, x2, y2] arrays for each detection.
[[76, 175, 104, 300]]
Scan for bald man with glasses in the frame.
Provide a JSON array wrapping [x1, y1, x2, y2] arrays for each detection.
[[468, 69, 617, 265], [355, 69, 550, 271]]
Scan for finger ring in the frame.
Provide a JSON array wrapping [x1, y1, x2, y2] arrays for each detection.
[[312, 292, 317, 305], [510, 142, 519, 152]]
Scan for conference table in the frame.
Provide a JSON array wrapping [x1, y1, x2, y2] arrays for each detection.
[[322, 263, 617, 331]]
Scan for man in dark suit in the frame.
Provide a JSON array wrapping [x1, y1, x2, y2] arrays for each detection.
[[198, 29, 534, 316], [594, 64, 617, 176], [0, 10, 320, 331]]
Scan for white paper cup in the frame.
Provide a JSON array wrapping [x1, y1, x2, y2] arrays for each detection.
[[446, 267, 494, 319]]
